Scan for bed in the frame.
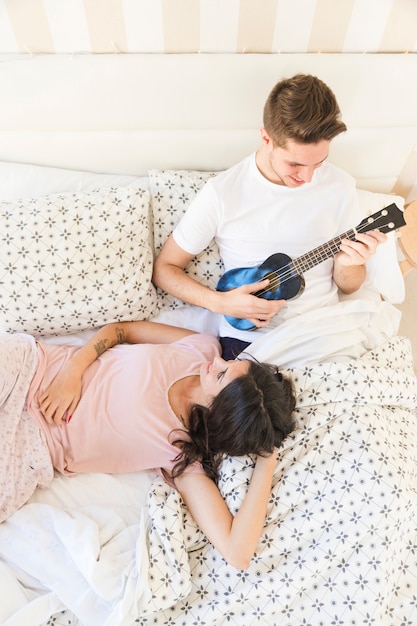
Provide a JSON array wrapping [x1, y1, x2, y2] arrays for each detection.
[[0, 52, 416, 626]]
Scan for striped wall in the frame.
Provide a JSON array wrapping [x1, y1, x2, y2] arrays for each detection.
[[0, 0, 416, 54], [0, 0, 416, 201]]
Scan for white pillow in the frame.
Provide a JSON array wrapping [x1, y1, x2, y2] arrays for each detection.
[[0, 187, 157, 337], [149, 169, 224, 312], [356, 189, 405, 303], [0, 161, 148, 201]]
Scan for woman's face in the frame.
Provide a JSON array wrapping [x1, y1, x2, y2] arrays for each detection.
[[200, 356, 249, 403]]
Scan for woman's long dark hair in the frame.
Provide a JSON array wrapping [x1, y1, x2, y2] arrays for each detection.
[[169, 360, 296, 483]]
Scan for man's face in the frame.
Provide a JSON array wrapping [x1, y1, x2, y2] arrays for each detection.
[[259, 132, 330, 188]]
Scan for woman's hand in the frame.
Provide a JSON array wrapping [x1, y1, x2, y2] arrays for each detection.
[[38, 360, 83, 425]]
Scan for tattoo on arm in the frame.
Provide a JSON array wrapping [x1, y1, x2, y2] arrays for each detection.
[[115, 327, 126, 344], [93, 326, 126, 358], [94, 339, 109, 357]]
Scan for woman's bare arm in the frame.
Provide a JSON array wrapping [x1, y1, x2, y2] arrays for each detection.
[[174, 452, 277, 570], [39, 320, 196, 424]]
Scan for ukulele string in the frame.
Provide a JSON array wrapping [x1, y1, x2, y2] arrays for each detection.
[[253, 219, 383, 297]]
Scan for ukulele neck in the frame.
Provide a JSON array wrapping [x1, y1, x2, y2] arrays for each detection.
[[292, 228, 356, 273]]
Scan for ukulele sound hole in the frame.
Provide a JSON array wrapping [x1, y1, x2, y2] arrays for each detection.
[[263, 271, 280, 292]]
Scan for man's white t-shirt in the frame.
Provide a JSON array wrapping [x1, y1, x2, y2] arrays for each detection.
[[174, 153, 362, 343]]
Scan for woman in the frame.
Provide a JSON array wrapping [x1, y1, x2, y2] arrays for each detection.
[[1, 321, 296, 570]]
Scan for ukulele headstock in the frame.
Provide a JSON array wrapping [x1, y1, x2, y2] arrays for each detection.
[[357, 203, 406, 235]]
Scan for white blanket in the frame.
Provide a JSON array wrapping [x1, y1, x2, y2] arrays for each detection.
[[0, 301, 416, 626], [244, 298, 403, 367]]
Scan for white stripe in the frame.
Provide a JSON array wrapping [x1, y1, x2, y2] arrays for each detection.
[[43, 0, 91, 53], [200, 0, 240, 52], [343, 0, 394, 53], [124, 0, 164, 53], [272, 0, 317, 53]]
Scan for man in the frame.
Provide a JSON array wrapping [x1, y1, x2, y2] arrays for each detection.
[[153, 74, 386, 359]]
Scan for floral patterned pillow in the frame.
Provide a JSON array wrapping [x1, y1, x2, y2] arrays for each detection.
[[149, 169, 224, 312], [0, 186, 157, 337]]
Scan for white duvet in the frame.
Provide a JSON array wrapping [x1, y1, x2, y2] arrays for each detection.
[[0, 299, 416, 626]]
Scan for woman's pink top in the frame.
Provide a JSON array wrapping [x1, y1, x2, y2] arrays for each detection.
[[27, 333, 220, 476]]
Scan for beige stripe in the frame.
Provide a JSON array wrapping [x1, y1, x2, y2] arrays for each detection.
[[393, 150, 417, 202], [83, 0, 127, 52], [237, 0, 278, 52], [162, 0, 200, 52], [379, 0, 417, 52], [308, 0, 356, 52], [4, 0, 55, 53]]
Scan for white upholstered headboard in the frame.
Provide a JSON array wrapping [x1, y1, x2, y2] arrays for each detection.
[[0, 52, 416, 199]]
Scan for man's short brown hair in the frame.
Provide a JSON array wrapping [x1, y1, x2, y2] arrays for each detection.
[[263, 74, 347, 147]]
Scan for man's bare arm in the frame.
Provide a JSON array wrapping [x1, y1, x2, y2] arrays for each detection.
[[153, 235, 285, 327]]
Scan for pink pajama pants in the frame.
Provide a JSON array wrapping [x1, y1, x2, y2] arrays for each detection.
[[0, 333, 53, 523]]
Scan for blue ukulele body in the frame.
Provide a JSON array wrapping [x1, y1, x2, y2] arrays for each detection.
[[216, 253, 305, 331], [216, 203, 405, 331]]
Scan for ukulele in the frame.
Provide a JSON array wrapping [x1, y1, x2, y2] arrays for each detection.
[[216, 203, 406, 331]]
